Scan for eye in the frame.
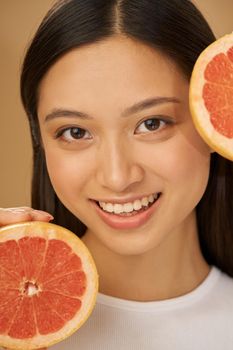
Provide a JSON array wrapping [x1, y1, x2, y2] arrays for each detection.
[[135, 117, 173, 134], [56, 127, 92, 142]]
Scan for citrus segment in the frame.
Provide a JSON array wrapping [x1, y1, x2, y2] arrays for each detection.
[[0, 268, 20, 289], [38, 292, 82, 321], [210, 109, 233, 138], [189, 32, 233, 160], [202, 84, 229, 112], [43, 270, 86, 296], [8, 297, 36, 339], [0, 240, 25, 279], [37, 239, 82, 284], [18, 237, 47, 281], [204, 52, 233, 85], [0, 290, 20, 307], [0, 296, 22, 334], [33, 294, 66, 335], [0, 221, 98, 350]]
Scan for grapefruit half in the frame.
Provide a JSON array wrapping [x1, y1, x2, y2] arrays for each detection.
[[0, 221, 98, 350], [189, 32, 233, 160]]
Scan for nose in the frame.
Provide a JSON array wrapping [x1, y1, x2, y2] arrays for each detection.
[[95, 138, 144, 193]]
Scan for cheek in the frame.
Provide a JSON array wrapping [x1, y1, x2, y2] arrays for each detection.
[[43, 147, 94, 197], [137, 130, 211, 195], [159, 132, 211, 206]]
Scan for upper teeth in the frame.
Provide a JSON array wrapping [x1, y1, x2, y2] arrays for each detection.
[[99, 193, 159, 214]]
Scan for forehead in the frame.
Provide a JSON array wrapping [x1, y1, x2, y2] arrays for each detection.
[[38, 35, 188, 115]]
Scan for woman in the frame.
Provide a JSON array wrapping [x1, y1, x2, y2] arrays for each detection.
[[1, 0, 233, 349]]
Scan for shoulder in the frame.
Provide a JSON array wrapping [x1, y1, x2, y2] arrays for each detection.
[[209, 266, 233, 308], [215, 266, 233, 294]]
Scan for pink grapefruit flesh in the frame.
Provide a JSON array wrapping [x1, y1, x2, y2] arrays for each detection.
[[0, 221, 98, 350], [189, 33, 233, 160]]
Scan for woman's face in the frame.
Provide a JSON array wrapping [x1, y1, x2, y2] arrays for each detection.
[[38, 36, 211, 256]]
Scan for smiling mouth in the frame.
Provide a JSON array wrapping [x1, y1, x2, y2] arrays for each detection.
[[95, 193, 161, 217]]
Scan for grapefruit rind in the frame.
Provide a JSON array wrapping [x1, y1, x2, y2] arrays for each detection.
[[0, 221, 98, 350], [189, 32, 233, 161]]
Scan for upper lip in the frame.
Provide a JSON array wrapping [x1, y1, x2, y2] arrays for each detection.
[[90, 192, 161, 204]]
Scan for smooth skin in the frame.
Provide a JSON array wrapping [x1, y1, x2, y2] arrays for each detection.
[[37, 35, 211, 301], [1, 34, 212, 348]]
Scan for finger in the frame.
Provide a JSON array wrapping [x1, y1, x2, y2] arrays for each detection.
[[0, 207, 53, 227]]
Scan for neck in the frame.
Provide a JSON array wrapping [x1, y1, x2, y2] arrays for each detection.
[[82, 218, 210, 301]]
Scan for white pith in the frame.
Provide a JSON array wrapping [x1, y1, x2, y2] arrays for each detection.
[[19, 279, 41, 297], [98, 193, 160, 214], [26, 283, 39, 296]]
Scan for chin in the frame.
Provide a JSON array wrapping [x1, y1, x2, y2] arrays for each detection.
[[91, 225, 165, 257]]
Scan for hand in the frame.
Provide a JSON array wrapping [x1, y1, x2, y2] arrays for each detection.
[[0, 207, 54, 227]]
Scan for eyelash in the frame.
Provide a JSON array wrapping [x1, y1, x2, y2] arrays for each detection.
[[55, 116, 174, 142], [55, 127, 92, 142], [135, 116, 173, 134]]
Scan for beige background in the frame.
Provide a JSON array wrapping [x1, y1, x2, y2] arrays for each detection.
[[1, 1, 233, 207]]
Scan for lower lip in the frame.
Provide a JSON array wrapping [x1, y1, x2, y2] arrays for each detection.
[[90, 195, 161, 230]]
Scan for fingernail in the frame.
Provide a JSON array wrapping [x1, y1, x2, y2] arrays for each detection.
[[45, 214, 54, 221], [35, 210, 54, 220]]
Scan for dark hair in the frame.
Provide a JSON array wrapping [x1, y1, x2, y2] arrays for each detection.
[[20, 0, 233, 277]]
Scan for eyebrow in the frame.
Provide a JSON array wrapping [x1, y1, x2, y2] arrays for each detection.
[[44, 96, 181, 122]]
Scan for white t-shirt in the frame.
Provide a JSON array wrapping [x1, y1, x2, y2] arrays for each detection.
[[50, 265, 233, 349]]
